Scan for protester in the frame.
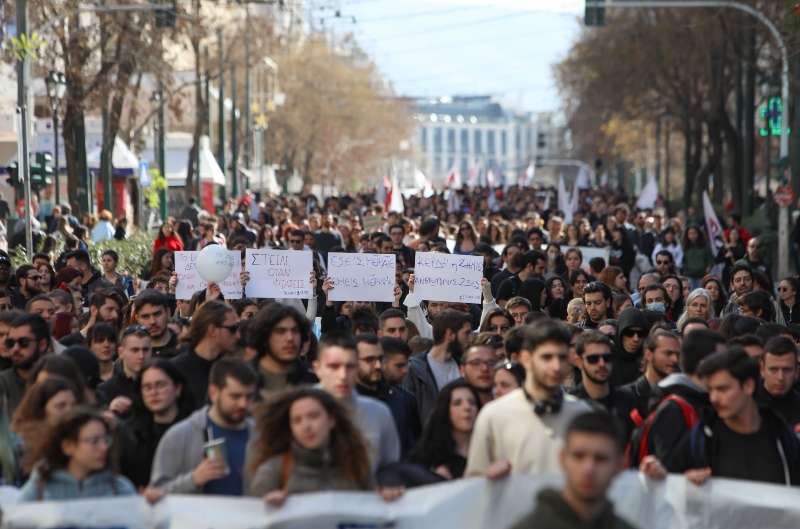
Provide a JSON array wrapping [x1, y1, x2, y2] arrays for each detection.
[[492, 360, 525, 399], [510, 412, 637, 529], [150, 357, 256, 495], [17, 407, 138, 501], [97, 325, 152, 414], [0, 314, 51, 414], [458, 344, 496, 406]]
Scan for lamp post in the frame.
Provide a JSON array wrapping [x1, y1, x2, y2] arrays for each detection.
[[662, 113, 671, 204], [44, 71, 66, 207]]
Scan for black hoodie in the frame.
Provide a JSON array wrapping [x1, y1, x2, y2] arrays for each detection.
[[646, 373, 712, 472], [609, 308, 647, 388], [755, 381, 800, 429]]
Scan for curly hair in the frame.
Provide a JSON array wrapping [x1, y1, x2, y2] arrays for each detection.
[[249, 388, 370, 487]]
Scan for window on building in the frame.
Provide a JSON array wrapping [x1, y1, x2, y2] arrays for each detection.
[[447, 157, 454, 171], [421, 128, 428, 150], [474, 130, 483, 154], [487, 131, 495, 155], [447, 129, 455, 153], [527, 129, 533, 151], [434, 157, 442, 171], [460, 130, 469, 153], [515, 130, 521, 151], [501, 131, 507, 156], [434, 128, 443, 153], [461, 157, 468, 173], [537, 132, 546, 149]]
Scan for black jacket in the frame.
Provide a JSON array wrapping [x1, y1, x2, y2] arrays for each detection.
[[609, 308, 647, 388], [510, 489, 637, 529], [118, 411, 181, 488], [7, 287, 30, 310], [320, 304, 352, 334], [152, 329, 180, 358], [675, 406, 800, 485], [401, 351, 439, 430], [357, 380, 420, 459], [82, 269, 115, 298], [619, 374, 653, 422], [646, 373, 711, 473], [171, 348, 219, 410], [96, 370, 136, 407], [755, 381, 800, 429], [569, 383, 637, 441]]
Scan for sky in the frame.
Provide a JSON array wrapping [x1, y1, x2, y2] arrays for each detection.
[[313, 0, 585, 113]]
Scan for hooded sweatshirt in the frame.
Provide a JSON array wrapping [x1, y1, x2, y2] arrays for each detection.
[[609, 308, 647, 388]]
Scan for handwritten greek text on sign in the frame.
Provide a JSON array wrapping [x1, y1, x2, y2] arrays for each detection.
[[414, 254, 483, 303], [327, 253, 395, 302], [245, 249, 312, 299], [174, 251, 242, 300]]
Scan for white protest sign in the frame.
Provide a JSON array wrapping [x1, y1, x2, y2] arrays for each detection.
[[414, 253, 483, 303], [361, 214, 384, 234], [327, 252, 395, 302], [245, 249, 313, 298], [570, 245, 610, 270], [175, 251, 243, 300]]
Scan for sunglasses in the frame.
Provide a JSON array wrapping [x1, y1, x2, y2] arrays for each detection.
[[779, 287, 793, 292], [25, 275, 42, 281], [621, 328, 647, 338], [5, 336, 34, 349], [488, 324, 511, 332], [217, 323, 239, 334], [122, 325, 149, 335], [583, 353, 613, 365], [290, 239, 303, 244], [656, 260, 671, 265]]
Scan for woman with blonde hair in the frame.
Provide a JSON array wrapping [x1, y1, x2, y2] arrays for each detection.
[[677, 288, 715, 331], [547, 215, 565, 244]]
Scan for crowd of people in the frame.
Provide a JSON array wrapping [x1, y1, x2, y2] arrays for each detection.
[[0, 183, 799, 528]]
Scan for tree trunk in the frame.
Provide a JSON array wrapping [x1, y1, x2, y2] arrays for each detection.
[[186, 0, 204, 204]]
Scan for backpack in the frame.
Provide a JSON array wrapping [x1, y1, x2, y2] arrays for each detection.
[[626, 394, 698, 468]]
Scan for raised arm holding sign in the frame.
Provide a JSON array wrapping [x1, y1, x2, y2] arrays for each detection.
[[326, 252, 395, 302], [245, 249, 313, 299], [413, 253, 483, 303]]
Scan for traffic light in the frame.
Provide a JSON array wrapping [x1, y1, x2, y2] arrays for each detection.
[[4, 162, 19, 189], [585, 0, 606, 27], [155, 0, 176, 28], [29, 152, 53, 193]]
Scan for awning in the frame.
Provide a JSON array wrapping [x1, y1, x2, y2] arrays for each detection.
[[87, 137, 140, 177], [143, 136, 226, 187]]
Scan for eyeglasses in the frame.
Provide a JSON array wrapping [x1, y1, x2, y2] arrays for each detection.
[[583, 353, 613, 365], [4, 336, 34, 349], [656, 260, 671, 265], [122, 325, 149, 335], [216, 323, 239, 334], [25, 275, 42, 281], [79, 434, 113, 448], [488, 324, 511, 332], [360, 355, 384, 365], [621, 328, 647, 339], [663, 284, 680, 291], [465, 359, 496, 369], [142, 380, 173, 394]]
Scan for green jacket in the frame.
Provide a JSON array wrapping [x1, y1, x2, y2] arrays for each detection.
[[511, 488, 638, 529], [682, 246, 713, 279]]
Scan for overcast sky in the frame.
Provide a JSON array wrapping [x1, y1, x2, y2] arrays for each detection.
[[316, 0, 584, 113]]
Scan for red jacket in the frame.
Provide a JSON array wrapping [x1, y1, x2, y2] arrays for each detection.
[[723, 227, 752, 246], [153, 236, 184, 253]]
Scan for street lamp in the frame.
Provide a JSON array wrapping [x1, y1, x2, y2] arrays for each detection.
[[45, 71, 67, 206]]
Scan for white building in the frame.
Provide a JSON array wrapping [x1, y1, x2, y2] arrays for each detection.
[[410, 95, 539, 186]]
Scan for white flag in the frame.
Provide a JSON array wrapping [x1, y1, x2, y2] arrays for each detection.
[[636, 176, 659, 210], [600, 171, 608, 188], [570, 184, 580, 214], [557, 175, 573, 224], [388, 170, 404, 213], [447, 190, 461, 213], [521, 163, 535, 187], [543, 190, 551, 211], [414, 168, 431, 191], [575, 166, 592, 189], [703, 190, 725, 256], [375, 176, 387, 208]]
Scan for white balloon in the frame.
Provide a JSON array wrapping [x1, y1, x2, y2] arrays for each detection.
[[196, 245, 235, 283]]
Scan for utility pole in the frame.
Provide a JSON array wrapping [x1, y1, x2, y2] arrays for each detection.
[[15, 0, 33, 260], [743, 26, 755, 216], [216, 28, 226, 202], [243, 5, 251, 172], [231, 64, 238, 199]]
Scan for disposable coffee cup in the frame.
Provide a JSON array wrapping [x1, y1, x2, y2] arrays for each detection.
[[203, 437, 230, 475]]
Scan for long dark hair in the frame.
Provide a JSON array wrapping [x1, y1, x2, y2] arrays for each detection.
[[410, 380, 481, 469], [518, 278, 547, 312], [702, 276, 728, 316], [545, 275, 565, 308], [249, 388, 370, 488], [28, 407, 119, 481], [681, 225, 707, 249], [156, 221, 175, 245], [479, 308, 513, 334], [150, 248, 173, 277], [132, 359, 196, 421]]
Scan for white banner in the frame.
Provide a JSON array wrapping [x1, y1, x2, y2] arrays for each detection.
[[5, 473, 800, 529], [567, 245, 610, 272], [245, 249, 313, 299], [362, 215, 384, 235], [414, 253, 483, 303], [327, 252, 396, 302], [174, 251, 242, 300]]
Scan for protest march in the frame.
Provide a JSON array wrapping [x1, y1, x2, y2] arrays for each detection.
[[1, 182, 800, 528]]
